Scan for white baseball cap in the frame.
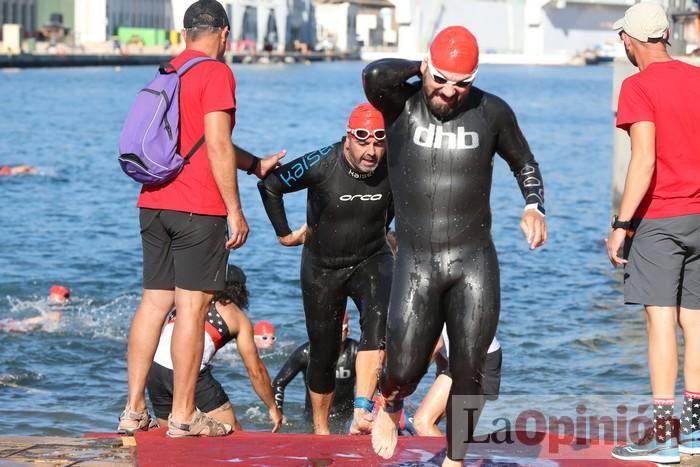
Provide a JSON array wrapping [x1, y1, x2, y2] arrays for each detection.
[[613, 2, 670, 43]]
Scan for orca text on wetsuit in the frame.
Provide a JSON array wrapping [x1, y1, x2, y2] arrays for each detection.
[[363, 26, 545, 461]]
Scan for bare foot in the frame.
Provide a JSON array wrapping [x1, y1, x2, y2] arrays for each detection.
[[371, 408, 399, 459], [349, 408, 373, 434], [441, 456, 463, 467]]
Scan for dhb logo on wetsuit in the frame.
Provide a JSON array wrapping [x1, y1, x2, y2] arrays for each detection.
[[338, 194, 384, 202], [336, 366, 352, 379], [413, 124, 480, 150]]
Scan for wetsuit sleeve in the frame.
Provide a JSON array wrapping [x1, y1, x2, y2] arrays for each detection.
[[272, 343, 310, 413], [490, 96, 545, 213], [362, 59, 422, 126], [257, 146, 333, 237], [386, 193, 395, 231]]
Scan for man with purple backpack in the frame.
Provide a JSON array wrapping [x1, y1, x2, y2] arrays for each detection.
[[117, 0, 283, 438]]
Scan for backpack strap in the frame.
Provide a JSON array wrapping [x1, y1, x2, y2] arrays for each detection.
[[175, 56, 217, 162], [176, 56, 216, 77], [183, 136, 205, 162]]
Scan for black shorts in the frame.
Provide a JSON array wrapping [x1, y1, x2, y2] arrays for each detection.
[[146, 362, 230, 420], [140, 209, 228, 291], [440, 348, 502, 401]]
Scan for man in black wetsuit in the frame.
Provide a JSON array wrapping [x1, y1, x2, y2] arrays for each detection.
[[363, 26, 547, 464], [258, 103, 393, 435], [272, 311, 358, 427]]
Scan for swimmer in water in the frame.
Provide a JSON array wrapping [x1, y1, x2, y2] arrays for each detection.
[[272, 310, 358, 427], [253, 320, 276, 350], [0, 285, 69, 332], [0, 165, 36, 176], [363, 26, 546, 463], [258, 103, 394, 435], [142, 264, 283, 434]]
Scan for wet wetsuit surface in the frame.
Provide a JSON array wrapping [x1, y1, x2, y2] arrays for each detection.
[[272, 338, 358, 417], [259, 142, 394, 394], [363, 59, 544, 459]]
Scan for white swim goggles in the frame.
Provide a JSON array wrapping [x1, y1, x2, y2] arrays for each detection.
[[427, 59, 478, 88], [346, 128, 386, 141]]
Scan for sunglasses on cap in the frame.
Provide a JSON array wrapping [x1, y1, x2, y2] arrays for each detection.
[[347, 128, 386, 141], [255, 335, 277, 342], [427, 59, 477, 88]]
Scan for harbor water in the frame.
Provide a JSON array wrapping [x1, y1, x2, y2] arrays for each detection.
[[0, 62, 650, 437]]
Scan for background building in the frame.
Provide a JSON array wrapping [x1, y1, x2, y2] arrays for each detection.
[[0, 0, 37, 38]]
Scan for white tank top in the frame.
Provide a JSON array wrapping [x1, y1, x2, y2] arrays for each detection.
[[153, 305, 234, 371], [438, 324, 500, 361]]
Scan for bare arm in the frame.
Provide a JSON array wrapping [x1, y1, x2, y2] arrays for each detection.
[[236, 316, 283, 431], [233, 144, 287, 179], [204, 111, 248, 249], [607, 121, 655, 266]]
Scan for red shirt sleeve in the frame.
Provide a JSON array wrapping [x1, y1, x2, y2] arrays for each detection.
[[616, 77, 654, 132], [201, 62, 236, 116]]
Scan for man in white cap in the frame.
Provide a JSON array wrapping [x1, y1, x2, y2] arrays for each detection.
[[608, 2, 700, 463]]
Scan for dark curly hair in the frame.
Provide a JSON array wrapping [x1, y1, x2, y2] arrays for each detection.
[[213, 264, 249, 309]]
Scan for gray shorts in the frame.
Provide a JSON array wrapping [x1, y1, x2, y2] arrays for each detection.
[[623, 214, 700, 308], [140, 209, 228, 292]]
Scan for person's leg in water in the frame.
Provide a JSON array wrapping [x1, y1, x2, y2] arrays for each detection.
[[195, 366, 241, 431], [372, 253, 443, 458], [348, 252, 393, 434], [413, 372, 452, 436], [443, 244, 500, 466], [206, 402, 240, 431], [302, 256, 347, 434]]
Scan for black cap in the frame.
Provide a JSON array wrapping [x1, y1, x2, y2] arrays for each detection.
[[183, 0, 230, 29], [226, 264, 246, 284]]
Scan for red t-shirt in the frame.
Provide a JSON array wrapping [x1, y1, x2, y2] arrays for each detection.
[[137, 49, 236, 216], [616, 60, 700, 219]]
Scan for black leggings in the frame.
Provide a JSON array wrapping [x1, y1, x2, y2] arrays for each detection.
[[301, 249, 393, 394], [381, 240, 500, 460]]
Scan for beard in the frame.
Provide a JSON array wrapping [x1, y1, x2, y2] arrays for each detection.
[[424, 88, 466, 121], [625, 45, 638, 68]]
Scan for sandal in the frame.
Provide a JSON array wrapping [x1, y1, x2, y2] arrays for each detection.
[[166, 409, 232, 438], [117, 406, 153, 435]]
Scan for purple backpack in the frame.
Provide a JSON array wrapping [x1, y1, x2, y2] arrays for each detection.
[[118, 56, 213, 185]]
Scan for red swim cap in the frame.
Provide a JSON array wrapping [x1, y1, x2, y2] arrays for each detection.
[[254, 320, 275, 336], [49, 284, 70, 298], [347, 103, 384, 131], [430, 26, 479, 76], [1, 166, 10, 176]]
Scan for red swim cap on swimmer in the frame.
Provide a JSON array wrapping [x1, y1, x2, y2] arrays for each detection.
[[429, 26, 479, 76], [254, 320, 275, 336], [347, 103, 384, 131], [1, 166, 10, 176], [49, 284, 70, 298]]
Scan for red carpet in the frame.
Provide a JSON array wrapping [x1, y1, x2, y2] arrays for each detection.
[[84, 428, 658, 465]]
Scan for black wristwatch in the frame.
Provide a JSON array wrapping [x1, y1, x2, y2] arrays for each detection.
[[611, 215, 632, 230]]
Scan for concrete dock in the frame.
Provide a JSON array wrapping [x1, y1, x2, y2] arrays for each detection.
[[0, 436, 134, 465], [0, 50, 361, 69]]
